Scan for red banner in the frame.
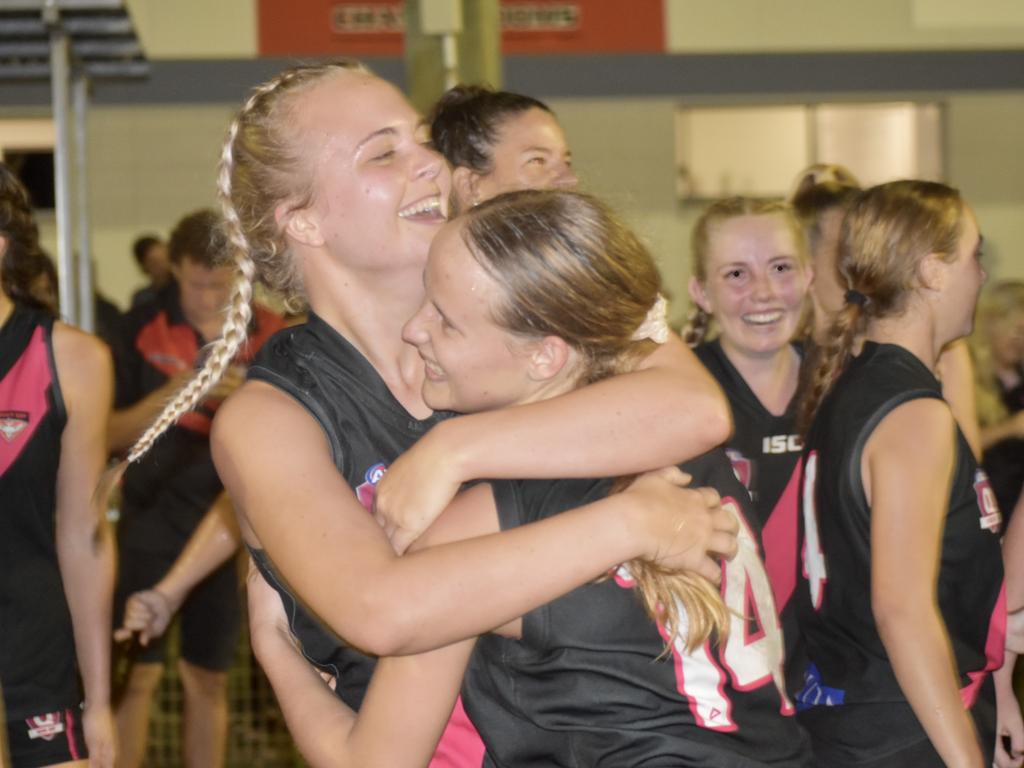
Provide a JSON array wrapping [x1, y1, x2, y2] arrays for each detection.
[[257, 0, 665, 57]]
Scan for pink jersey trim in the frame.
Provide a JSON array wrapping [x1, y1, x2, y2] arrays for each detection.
[[760, 462, 800, 611], [429, 695, 485, 767], [0, 326, 52, 477], [64, 708, 81, 760], [960, 582, 1007, 709]]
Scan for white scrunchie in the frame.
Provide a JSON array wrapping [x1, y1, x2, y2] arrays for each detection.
[[632, 294, 670, 344]]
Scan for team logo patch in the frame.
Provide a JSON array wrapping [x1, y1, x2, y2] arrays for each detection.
[[356, 462, 388, 511], [973, 469, 1002, 533], [25, 711, 65, 741], [726, 449, 752, 490], [0, 410, 29, 442]]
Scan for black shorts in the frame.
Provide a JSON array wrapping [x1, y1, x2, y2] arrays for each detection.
[[114, 546, 241, 671], [4, 706, 86, 768]]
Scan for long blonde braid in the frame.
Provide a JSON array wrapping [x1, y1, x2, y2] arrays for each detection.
[[124, 61, 367, 465]]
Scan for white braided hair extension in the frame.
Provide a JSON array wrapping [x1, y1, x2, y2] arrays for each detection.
[[125, 62, 364, 464]]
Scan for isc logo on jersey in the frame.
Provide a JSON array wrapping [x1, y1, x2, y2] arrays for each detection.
[[973, 469, 1002, 533], [762, 434, 802, 455]]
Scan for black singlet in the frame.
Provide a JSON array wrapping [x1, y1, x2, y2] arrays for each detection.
[[0, 306, 79, 717], [796, 342, 1005, 763], [463, 449, 812, 767], [695, 340, 804, 690]]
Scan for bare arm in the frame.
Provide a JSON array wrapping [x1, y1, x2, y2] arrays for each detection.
[[114, 491, 240, 645], [937, 340, 982, 459], [376, 333, 731, 549], [53, 323, 117, 768], [213, 382, 735, 657], [107, 373, 186, 453], [866, 397, 984, 768]]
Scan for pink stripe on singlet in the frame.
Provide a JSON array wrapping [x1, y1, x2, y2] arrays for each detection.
[[0, 326, 51, 477], [760, 463, 801, 611], [64, 708, 80, 760], [960, 582, 1007, 709], [429, 695, 485, 767]]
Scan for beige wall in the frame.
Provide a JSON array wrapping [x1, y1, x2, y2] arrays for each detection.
[[665, 0, 1024, 52], [125, 0, 257, 59], [550, 92, 1024, 327]]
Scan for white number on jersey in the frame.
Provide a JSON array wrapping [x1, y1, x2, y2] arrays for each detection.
[[800, 451, 828, 609]]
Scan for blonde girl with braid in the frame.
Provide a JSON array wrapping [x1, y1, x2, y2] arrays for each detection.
[[118, 62, 738, 765], [248, 189, 810, 767], [794, 180, 1018, 768]]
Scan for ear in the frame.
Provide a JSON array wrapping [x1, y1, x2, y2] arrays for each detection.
[[525, 335, 573, 382], [916, 252, 946, 293], [688, 275, 713, 314], [276, 201, 324, 248], [452, 166, 480, 211]]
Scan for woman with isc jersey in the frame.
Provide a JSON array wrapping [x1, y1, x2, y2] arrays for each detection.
[[795, 180, 1017, 767], [684, 198, 812, 693]]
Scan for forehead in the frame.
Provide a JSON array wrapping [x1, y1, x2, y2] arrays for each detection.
[[706, 213, 798, 260], [426, 222, 499, 307], [178, 257, 234, 281], [493, 107, 566, 150], [292, 72, 420, 154]]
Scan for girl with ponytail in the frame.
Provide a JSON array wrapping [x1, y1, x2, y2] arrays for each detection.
[[120, 62, 737, 765], [794, 180, 1017, 767]]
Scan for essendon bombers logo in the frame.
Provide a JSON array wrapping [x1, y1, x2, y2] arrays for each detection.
[[973, 469, 1002, 533], [25, 711, 65, 741], [0, 410, 29, 442], [355, 462, 387, 511], [726, 449, 752, 490]]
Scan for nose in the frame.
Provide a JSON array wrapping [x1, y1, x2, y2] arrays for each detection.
[[554, 160, 578, 190], [751, 271, 775, 301], [402, 301, 432, 346], [414, 140, 445, 181]]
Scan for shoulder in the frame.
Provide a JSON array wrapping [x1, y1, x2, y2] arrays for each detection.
[[213, 379, 325, 451], [867, 395, 954, 468], [51, 322, 112, 385]]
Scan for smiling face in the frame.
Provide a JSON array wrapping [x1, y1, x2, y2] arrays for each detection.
[[466, 107, 577, 206], [401, 221, 547, 413], [690, 213, 811, 361], [290, 71, 451, 275]]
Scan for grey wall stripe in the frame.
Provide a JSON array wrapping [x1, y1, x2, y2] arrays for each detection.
[[1, 50, 1023, 107]]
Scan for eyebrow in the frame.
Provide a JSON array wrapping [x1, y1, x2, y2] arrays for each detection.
[[355, 126, 398, 153]]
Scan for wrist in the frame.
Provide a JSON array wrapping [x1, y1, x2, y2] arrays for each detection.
[[151, 582, 181, 613], [431, 418, 473, 483]]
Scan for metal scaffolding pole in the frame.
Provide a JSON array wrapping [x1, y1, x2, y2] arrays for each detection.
[[48, 18, 77, 324], [73, 70, 93, 332]]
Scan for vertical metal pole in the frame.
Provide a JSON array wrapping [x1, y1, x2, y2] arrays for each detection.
[[49, 17, 77, 324], [73, 71, 93, 333]]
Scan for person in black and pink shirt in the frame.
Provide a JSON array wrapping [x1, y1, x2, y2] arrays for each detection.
[[0, 163, 116, 767], [796, 180, 1014, 767], [110, 209, 283, 768], [685, 197, 813, 695]]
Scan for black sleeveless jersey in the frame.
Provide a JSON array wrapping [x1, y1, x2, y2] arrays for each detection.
[[463, 449, 811, 767], [0, 306, 80, 717], [795, 343, 1005, 754], [695, 340, 803, 689], [247, 312, 450, 709]]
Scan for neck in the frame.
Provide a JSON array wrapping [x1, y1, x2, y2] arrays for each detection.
[[720, 339, 800, 416], [305, 254, 431, 418], [867, 309, 943, 373]]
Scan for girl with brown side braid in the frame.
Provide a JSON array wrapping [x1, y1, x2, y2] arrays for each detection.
[[790, 164, 983, 457], [118, 61, 737, 766], [794, 180, 1018, 767], [0, 164, 116, 767]]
